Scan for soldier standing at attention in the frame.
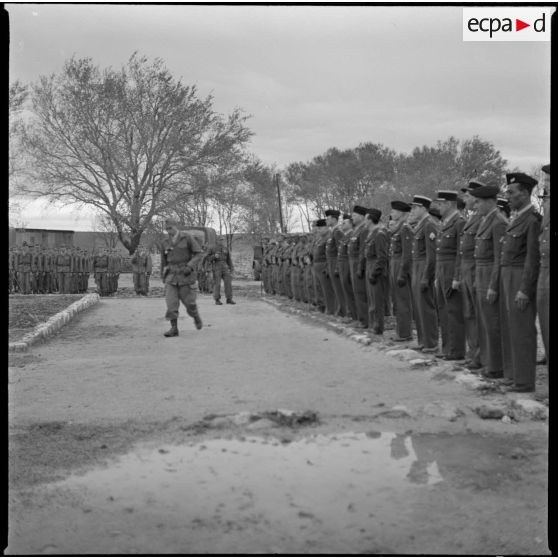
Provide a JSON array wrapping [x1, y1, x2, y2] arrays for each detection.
[[348, 205, 369, 328], [471, 184, 507, 379], [93, 248, 109, 296], [18, 244, 33, 294], [161, 219, 204, 336], [409, 196, 439, 353], [499, 172, 541, 392], [434, 190, 466, 360], [338, 214, 358, 323], [362, 208, 389, 335], [56, 245, 72, 294], [312, 219, 334, 314], [30, 245, 42, 294], [131, 244, 153, 296], [536, 164, 550, 367], [207, 237, 235, 305], [325, 209, 345, 317], [389, 200, 414, 342]]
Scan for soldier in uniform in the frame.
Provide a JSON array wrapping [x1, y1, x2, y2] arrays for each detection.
[[262, 240, 273, 294], [434, 190, 466, 360], [338, 214, 358, 323], [471, 184, 507, 379], [206, 237, 235, 305], [131, 244, 153, 295], [303, 233, 314, 305], [283, 238, 294, 300], [312, 219, 334, 314], [9, 247, 17, 293], [160, 218, 204, 336], [536, 164, 550, 367], [362, 208, 389, 335], [348, 205, 369, 328], [325, 209, 346, 317], [410, 196, 438, 352], [17, 243, 33, 294], [499, 172, 541, 392], [389, 201, 413, 341], [56, 245, 72, 294], [93, 248, 110, 296]]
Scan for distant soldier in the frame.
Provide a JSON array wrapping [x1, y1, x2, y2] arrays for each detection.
[[499, 172, 541, 392], [131, 244, 153, 296], [160, 219, 204, 337], [325, 209, 345, 317], [9, 247, 18, 293], [389, 201, 414, 342], [338, 214, 358, 322], [362, 208, 389, 335], [410, 196, 439, 353], [206, 238, 235, 305], [312, 219, 334, 314], [302, 234, 314, 304], [31, 245, 43, 294], [536, 164, 550, 367], [348, 205, 369, 328], [471, 184, 507, 379], [93, 248, 110, 296], [43, 247, 53, 293], [55, 245, 72, 294], [434, 190, 466, 360]]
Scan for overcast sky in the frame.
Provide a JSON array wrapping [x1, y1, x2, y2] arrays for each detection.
[[8, 4, 552, 230]]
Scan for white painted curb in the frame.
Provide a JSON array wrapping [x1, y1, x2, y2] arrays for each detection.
[[8, 293, 100, 352]]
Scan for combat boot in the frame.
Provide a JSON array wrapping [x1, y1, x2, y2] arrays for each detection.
[[193, 313, 203, 330], [164, 319, 179, 337], [226, 299, 236, 305]]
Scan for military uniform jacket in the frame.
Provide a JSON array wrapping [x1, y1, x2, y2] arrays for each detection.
[[436, 211, 465, 265], [131, 253, 153, 273], [56, 254, 71, 272], [473, 208, 507, 292], [326, 226, 344, 266], [18, 252, 32, 272], [347, 221, 368, 261], [539, 212, 550, 269], [208, 245, 233, 269], [389, 220, 413, 280], [93, 255, 109, 272], [412, 215, 438, 283], [161, 232, 203, 285], [312, 236, 328, 264], [362, 227, 389, 278], [31, 252, 43, 272], [455, 211, 483, 281], [500, 205, 541, 298], [337, 231, 350, 262]]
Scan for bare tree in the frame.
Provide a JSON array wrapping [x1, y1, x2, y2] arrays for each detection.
[[21, 53, 252, 254]]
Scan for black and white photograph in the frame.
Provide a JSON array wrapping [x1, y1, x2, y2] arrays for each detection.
[[7, 3, 553, 555]]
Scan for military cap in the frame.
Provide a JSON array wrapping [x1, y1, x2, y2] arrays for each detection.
[[342, 213, 352, 220], [506, 172, 538, 188], [324, 209, 341, 218], [390, 200, 411, 212], [428, 207, 442, 220], [352, 205, 367, 216], [470, 184, 500, 199], [410, 195, 431, 209], [315, 219, 327, 227], [541, 164, 550, 175], [436, 190, 458, 202], [366, 208, 382, 221], [461, 180, 485, 192]]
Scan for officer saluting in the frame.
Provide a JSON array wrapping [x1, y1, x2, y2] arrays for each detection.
[[499, 172, 541, 392], [160, 219, 204, 337]]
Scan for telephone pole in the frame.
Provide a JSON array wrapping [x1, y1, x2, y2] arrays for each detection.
[[275, 173, 285, 233]]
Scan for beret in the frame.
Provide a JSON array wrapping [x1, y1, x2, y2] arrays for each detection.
[[324, 209, 341, 218], [352, 205, 368, 216], [506, 172, 538, 188], [342, 213, 352, 220], [391, 200, 411, 212], [315, 219, 327, 227], [366, 208, 382, 221], [470, 185, 500, 199]]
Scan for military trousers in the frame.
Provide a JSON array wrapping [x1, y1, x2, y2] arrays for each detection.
[[460, 260, 482, 365], [213, 264, 233, 301], [339, 259, 357, 321], [327, 259, 345, 316], [303, 266, 314, 304], [411, 260, 438, 350], [133, 272, 149, 295], [390, 258, 413, 340], [165, 281, 200, 321], [313, 262, 333, 313], [475, 263, 503, 373], [57, 272, 71, 294], [435, 260, 465, 358], [17, 271, 31, 294], [94, 272, 109, 295], [349, 258, 369, 327], [500, 266, 537, 387], [284, 266, 293, 298], [365, 260, 387, 333], [536, 266, 549, 364]]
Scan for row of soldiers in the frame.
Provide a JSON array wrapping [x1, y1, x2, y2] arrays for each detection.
[[262, 165, 550, 394], [8, 244, 124, 296]]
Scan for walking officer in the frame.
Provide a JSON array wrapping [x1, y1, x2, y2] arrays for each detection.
[[471, 184, 507, 379], [434, 190, 466, 360], [389, 200, 413, 341], [409, 196, 439, 352], [161, 219, 204, 336], [499, 172, 541, 392]]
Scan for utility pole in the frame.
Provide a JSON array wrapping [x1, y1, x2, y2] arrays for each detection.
[[275, 173, 285, 233]]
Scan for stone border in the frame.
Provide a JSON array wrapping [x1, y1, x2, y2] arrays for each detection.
[[262, 296, 548, 421], [9, 293, 101, 352]]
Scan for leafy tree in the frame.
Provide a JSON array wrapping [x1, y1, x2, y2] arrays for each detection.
[[21, 53, 252, 253]]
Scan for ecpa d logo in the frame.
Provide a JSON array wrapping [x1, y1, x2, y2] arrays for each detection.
[[463, 8, 554, 42]]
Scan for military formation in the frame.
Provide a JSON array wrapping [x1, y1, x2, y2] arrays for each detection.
[[261, 165, 550, 394], [8, 245, 124, 297]]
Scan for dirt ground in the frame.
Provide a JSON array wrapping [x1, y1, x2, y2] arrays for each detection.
[[7, 284, 550, 555]]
